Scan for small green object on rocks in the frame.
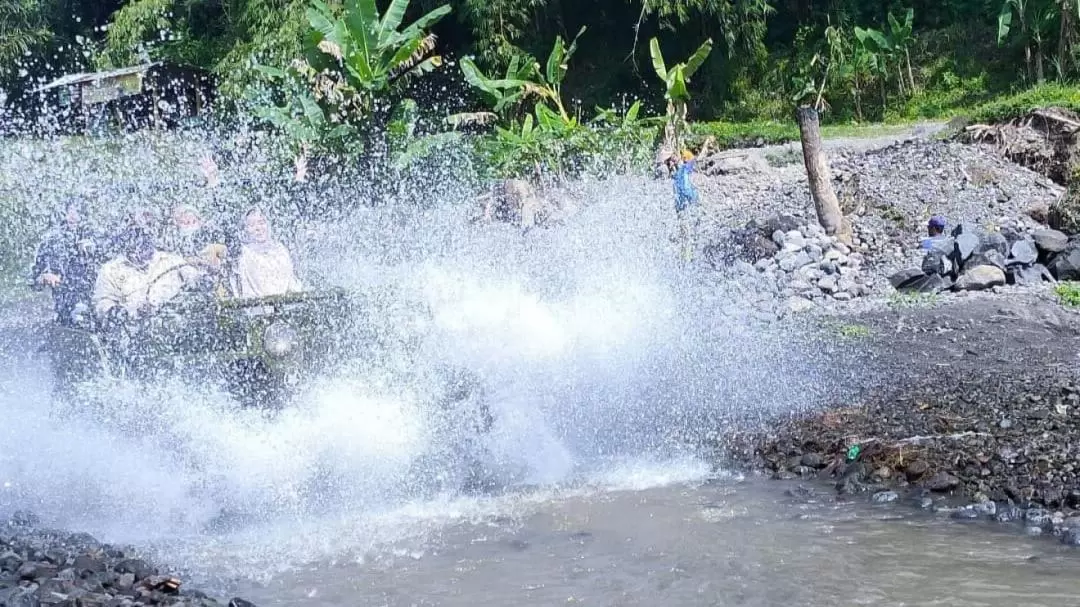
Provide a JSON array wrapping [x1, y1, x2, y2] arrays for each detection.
[[846, 444, 861, 461]]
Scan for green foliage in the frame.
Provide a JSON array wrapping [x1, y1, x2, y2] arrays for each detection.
[[969, 81, 1080, 122], [649, 36, 713, 150], [0, 0, 52, 67], [1056, 281, 1080, 307], [248, 0, 452, 158]]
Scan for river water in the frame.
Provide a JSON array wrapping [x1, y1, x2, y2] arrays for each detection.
[[226, 474, 1080, 607], [2, 136, 1079, 605]]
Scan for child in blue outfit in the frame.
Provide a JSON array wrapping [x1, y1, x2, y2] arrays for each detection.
[[666, 150, 700, 261]]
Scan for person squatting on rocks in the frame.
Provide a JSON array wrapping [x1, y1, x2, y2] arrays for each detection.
[[92, 227, 206, 329], [28, 198, 107, 326], [921, 215, 948, 250], [665, 149, 701, 262], [229, 208, 303, 299]]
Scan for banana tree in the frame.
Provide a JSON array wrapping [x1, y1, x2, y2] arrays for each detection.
[[456, 27, 587, 127], [649, 37, 713, 153], [887, 8, 917, 93], [253, 0, 452, 157], [453, 52, 540, 125], [304, 0, 452, 98]]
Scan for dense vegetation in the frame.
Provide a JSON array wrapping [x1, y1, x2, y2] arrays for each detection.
[[5, 0, 1080, 179]]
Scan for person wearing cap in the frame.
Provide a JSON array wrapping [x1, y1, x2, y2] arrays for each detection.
[[921, 216, 947, 250], [664, 149, 701, 262], [91, 227, 206, 328]]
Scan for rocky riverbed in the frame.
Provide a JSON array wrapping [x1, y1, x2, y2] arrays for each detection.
[[0, 515, 257, 607], [713, 291, 1080, 545]]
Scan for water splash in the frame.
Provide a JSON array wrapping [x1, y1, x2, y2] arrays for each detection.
[[0, 131, 843, 584]]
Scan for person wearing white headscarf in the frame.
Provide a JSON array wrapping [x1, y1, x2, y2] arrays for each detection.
[[232, 208, 303, 299]]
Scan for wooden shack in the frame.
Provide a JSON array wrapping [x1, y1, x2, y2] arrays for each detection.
[[31, 62, 215, 133]]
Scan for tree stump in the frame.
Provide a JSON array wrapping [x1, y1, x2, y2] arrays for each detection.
[[796, 106, 849, 242]]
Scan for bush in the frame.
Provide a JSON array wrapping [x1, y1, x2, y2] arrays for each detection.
[[968, 83, 1080, 124]]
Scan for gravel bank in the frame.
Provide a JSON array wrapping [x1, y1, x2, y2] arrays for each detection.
[[714, 291, 1080, 544], [0, 516, 258, 607]]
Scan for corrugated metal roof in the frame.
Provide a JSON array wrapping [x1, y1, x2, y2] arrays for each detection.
[[31, 62, 161, 94]]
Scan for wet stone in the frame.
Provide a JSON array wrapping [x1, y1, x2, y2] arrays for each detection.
[[926, 472, 961, 492], [995, 505, 1023, 523], [871, 491, 899, 504]]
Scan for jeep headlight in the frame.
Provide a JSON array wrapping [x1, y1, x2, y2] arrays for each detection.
[[263, 322, 299, 357]]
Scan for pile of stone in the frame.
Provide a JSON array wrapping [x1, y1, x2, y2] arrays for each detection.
[[889, 222, 1080, 294], [718, 215, 876, 306], [0, 514, 255, 607]]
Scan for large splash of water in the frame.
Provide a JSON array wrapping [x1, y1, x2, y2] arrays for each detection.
[[0, 131, 843, 584]]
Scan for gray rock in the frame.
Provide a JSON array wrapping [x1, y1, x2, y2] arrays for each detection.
[[818, 275, 839, 293], [889, 268, 925, 289], [1009, 238, 1039, 265], [925, 472, 961, 492], [955, 232, 980, 263], [995, 505, 1023, 523], [1034, 229, 1069, 254], [1048, 245, 1080, 280], [0, 584, 40, 607], [781, 252, 807, 268], [784, 230, 806, 249], [833, 292, 853, 301], [950, 505, 982, 520], [784, 297, 815, 314], [819, 261, 838, 275], [806, 244, 824, 262], [973, 500, 997, 516], [977, 231, 1009, 257], [800, 453, 824, 468], [18, 562, 57, 581], [895, 273, 952, 294], [1025, 508, 1052, 527], [772, 230, 787, 247], [1010, 263, 1055, 286], [967, 249, 1007, 270], [1061, 528, 1080, 546], [824, 249, 842, 261], [922, 249, 953, 276], [114, 559, 154, 581], [953, 265, 1006, 291], [229, 598, 258, 607], [871, 491, 899, 504]]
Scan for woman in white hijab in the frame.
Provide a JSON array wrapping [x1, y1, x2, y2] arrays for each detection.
[[232, 208, 303, 299]]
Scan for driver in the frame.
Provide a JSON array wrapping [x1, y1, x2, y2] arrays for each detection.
[[91, 227, 206, 328]]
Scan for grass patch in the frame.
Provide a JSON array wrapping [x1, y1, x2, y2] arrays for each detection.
[[888, 291, 941, 309], [967, 82, 1080, 124], [1055, 281, 1080, 308], [836, 323, 872, 339]]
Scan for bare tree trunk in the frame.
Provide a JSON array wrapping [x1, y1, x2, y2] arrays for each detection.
[[905, 48, 917, 92], [796, 106, 847, 240], [1037, 39, 1046, 83]]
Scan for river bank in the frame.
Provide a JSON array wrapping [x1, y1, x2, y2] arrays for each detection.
[[686, 120, 1080, 545]]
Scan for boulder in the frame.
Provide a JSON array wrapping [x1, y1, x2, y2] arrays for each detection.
[[764, 214, 801, 235], [895, 273, 952, 294], [1008, 238, 1039, 265], [967, 249, 1007, 270], [1009, 263, 1055, 286], [925, 471, 961, 492], [888, 268, 925, 289], [955, 232, 980, 264], [954, 265, 1007, 291], [922, 249, 953, 276], [1033, 229, 1069, 254], [977, 231, 1009, 257], [1047, 245, 1080, 280]]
